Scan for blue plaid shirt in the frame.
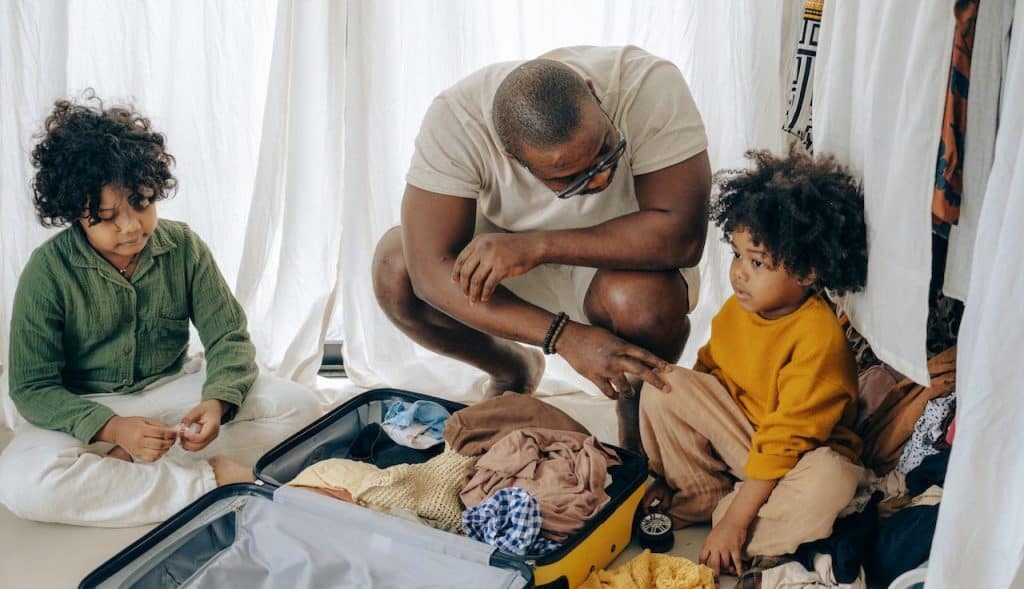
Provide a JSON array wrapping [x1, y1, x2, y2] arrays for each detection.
[[462, 487, 561, 556]]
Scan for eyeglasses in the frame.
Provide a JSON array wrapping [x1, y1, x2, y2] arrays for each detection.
[[554, 137, 627, 199]]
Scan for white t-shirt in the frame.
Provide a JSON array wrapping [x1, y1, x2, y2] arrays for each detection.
[[406, 45, 708, 235]]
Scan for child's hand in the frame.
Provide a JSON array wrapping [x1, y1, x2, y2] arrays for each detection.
[[107, 416, 178, 463], [179, 399, 228, 452], [699, 517, 748, 577]]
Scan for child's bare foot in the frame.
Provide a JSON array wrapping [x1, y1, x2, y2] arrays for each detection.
[[106, 445, 133, 462], [209, 455, 254, 486], [484, 345, 545, 398]]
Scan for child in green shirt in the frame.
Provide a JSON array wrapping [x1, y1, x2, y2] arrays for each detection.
[[0, 93, 321, 526]]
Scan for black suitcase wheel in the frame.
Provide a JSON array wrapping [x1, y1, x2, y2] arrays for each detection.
[[636, 512, 675, 553]]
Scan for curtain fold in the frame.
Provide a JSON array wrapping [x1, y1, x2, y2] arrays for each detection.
[[928, 1, 1024, 586], [814, 2, 954, 385], [0, 1, 70, 429], [234, 0, 347, 391]]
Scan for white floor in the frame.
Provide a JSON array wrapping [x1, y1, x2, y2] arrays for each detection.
[[0, 378, 737, 589]]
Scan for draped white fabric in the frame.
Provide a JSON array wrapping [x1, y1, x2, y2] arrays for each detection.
[[928, 1, 1024, 586], [814, 2, 954, 386]]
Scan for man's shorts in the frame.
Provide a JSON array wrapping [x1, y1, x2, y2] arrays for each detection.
[[502, 264, 700, 325]]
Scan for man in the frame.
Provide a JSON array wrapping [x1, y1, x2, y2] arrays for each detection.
[[372, 46, 710, 450]]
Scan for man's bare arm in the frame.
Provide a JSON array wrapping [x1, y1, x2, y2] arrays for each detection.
[[535, 150, 711, 270]]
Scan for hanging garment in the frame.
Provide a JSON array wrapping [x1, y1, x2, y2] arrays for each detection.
[[943, 0, 1016, 300], [815, 1, 955, 387], [782, 0, 825, 150], [932, 0, 980, 236]]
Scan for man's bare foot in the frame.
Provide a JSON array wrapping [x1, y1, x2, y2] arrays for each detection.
[[106, 445, 133, 462], [209, 455, 254, 486], [484, 345, 545, 398]]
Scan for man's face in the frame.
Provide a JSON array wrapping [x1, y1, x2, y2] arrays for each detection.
[[516, 98, 623, 198]]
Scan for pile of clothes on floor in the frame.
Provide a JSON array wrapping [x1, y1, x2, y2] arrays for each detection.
[[755, 345, 958, 588], [285, 392, 622, 557]]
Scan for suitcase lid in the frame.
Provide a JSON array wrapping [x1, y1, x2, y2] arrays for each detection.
[[80, 483, 533, 588], [253, 388, 466, 488]]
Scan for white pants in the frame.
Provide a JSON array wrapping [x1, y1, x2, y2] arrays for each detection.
[[0, 368, 321, 527]]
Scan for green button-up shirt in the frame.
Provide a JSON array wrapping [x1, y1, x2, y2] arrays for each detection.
[[9, 219, 256, 443]]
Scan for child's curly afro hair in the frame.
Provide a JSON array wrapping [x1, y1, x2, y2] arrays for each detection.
[[711, 148, 868, 296], [30, 90, 177, 227]]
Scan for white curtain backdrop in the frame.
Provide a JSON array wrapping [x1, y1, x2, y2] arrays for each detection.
[[814, 1, 954, 386], [234, 0, 347, 395], [0, 0, 277, 428], [340, 0, 801, 400], [928, 1, 1024, 586]]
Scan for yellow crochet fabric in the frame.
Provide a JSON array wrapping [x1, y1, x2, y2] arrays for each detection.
[[578, 549, 716, 589], [288, 448, 475, 533]]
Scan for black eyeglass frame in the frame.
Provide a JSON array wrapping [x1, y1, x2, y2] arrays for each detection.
[[554, 137, 628, 199]]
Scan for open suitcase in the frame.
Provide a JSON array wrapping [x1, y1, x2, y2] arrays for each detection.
[[81, 388, 649, 589]]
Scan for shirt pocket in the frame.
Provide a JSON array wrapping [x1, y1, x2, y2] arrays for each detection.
[[142, 316, 191, 375]]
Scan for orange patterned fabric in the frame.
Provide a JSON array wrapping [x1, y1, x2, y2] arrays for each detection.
[[933, 0, 979, 233]]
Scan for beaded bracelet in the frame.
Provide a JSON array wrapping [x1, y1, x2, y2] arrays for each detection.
[[542, 312, 569, 355], [548, 313, 570, 354]]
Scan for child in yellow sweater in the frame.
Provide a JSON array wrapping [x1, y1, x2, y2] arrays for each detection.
[[638, 148, 869, 580]]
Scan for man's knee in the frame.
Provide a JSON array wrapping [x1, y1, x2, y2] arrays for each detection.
[[584, 270, 689, 336], [372, 226, 416, 319]]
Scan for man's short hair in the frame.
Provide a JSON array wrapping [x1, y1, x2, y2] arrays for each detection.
[[492, 59, 594, 161]]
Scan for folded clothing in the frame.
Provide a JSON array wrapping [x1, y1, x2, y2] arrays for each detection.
[[289, 447, 475, 533], [382, 400, 451, 449], [461, 427, 620, 542], [444, 392, 590, 457]]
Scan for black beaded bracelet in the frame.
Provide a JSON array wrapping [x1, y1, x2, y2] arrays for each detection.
[[542, 312, 568, 355]]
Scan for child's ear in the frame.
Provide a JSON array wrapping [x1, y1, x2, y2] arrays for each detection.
[[799, 269, 818, 287]]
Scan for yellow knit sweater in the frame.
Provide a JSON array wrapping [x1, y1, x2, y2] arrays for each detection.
[[696, 294, 861, 480], [578, 549, 715, 589]]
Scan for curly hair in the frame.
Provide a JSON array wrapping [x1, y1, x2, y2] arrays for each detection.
[[711, 147, 868, 296], [30, 90, 177, 227]]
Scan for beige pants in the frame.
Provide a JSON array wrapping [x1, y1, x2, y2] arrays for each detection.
[[639, 367, 863, 556]]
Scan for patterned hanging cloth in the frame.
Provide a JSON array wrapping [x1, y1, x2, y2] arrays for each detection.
[[933, 0, 979, 238], [782, 0, 825, 152]]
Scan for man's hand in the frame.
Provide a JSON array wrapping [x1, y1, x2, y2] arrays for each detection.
[[556, 323, 672, 399], [451, 233, 543, 304], [101, 416, 178, 463], [179, 399, 228, 452], [700, 516, 748, 577]]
